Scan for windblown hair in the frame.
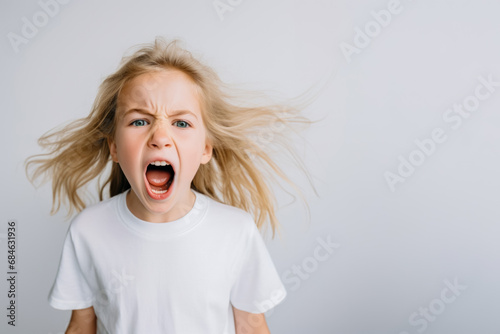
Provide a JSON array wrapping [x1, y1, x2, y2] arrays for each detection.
[[26, 38, 311, 237]]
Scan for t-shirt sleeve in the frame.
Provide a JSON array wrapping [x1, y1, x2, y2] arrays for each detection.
[[48, 226, 94, 310], [230, 221, 287, 314]]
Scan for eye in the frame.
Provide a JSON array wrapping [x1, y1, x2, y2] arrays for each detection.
[[131, 119, 149, 127], [173, 120, 190, 128]]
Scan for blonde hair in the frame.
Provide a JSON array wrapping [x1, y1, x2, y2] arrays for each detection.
[[26, 38, 311, 237]]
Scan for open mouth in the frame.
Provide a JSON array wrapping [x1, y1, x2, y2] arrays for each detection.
[[145, 161, 175, 197]]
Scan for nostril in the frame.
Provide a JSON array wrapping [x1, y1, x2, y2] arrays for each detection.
[[148, 129, 172, 148], [148, 138, 171, 148]]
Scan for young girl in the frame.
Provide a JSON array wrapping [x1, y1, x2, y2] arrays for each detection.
[[27, 38, 309, 333]]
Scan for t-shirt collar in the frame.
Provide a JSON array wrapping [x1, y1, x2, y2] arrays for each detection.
[[116, 189, 208, 240]]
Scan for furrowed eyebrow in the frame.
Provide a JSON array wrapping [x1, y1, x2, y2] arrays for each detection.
[[120, 108, 198, 120], [166, 110, 198, 120], [120, 108, 153, 119]]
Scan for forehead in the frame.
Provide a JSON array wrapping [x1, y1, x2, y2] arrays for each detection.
[[116, 69, 201, 113]]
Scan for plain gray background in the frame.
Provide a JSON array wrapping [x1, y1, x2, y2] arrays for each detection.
[[1, 0, 500, 333]]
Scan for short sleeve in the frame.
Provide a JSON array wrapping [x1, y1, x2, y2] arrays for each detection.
[[48, 227, 94, 310], [230, 222, 287, 313]]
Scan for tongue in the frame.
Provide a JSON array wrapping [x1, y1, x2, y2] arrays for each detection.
[[146, 169, 171, 187]]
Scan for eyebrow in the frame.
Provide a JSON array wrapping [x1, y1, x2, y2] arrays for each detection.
[[121, 108, 198, 120], [167, 109, 199, 120]]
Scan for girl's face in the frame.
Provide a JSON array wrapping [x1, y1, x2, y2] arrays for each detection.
[[109, 69, 212, 223]]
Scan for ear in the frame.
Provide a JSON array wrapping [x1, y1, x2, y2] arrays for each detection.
[[108, 137, 119, 163], [201, 141, 213, 165]]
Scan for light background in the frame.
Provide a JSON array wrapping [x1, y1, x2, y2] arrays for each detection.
[[1, 0, 499, 333]]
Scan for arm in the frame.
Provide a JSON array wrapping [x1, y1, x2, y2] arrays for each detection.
[[232, 306, 270, 334], [65, 306, 97, 334]]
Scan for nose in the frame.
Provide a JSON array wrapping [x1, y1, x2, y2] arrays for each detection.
[[148, 122, 173, 149]]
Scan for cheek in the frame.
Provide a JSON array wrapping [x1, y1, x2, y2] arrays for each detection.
[[180, 141, 207, 171], [115, 134, 140, 163]]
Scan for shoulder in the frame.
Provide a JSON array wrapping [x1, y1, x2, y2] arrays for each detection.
[[198, 192, 258, 235], [205, 195, 253, 221], [68, 193, 123, 236]]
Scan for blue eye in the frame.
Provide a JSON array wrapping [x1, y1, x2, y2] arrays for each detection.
[[131, 119, 148, 127], [174, 120, 190, 128]]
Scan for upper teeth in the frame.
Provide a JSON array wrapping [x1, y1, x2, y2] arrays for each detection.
[[150, 161, 169, 166]]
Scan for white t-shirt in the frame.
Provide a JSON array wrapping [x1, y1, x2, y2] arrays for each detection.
[[48, 190, 286, 333]]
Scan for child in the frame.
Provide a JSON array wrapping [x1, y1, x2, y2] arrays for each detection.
[[27, 38, 309, 333]]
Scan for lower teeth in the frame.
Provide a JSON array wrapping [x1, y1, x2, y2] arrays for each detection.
[[151, 188, 167, 194]]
